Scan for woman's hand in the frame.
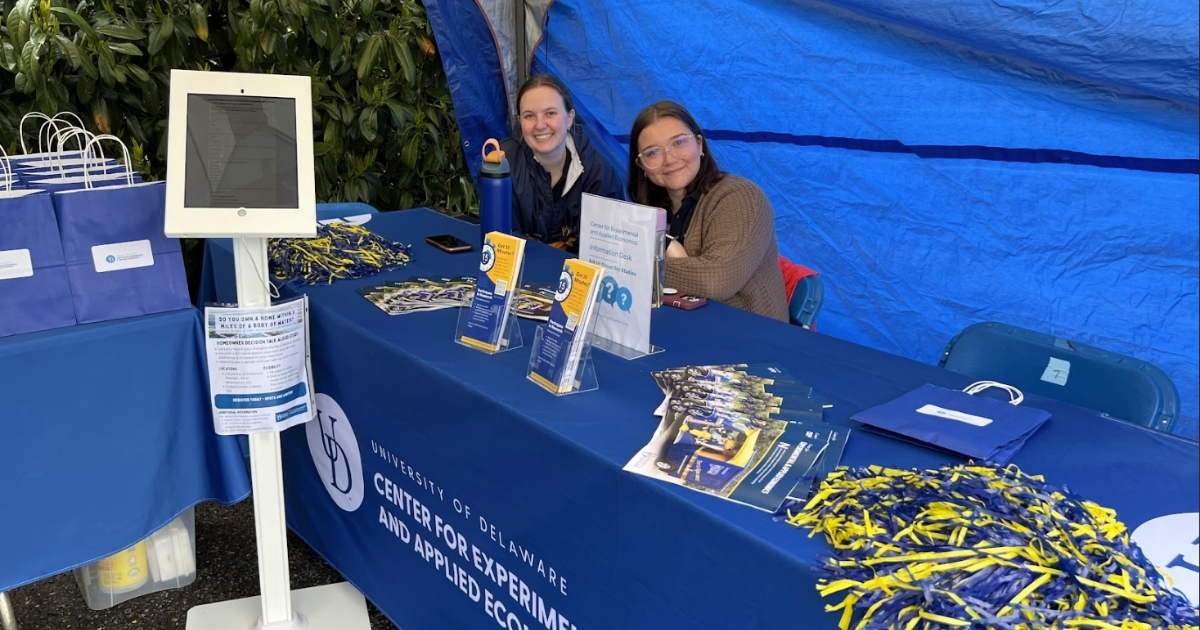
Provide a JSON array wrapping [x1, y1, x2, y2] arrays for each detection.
[[666, 239, 689, 259]]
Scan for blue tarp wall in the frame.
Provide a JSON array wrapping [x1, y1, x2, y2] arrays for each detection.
[[426, 0, 1199, 438]]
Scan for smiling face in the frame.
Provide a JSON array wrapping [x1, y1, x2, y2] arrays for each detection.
[[636, 116, 701, 199], [518, 86, 575, 162]]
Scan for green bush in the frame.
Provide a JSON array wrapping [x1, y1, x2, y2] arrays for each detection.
[[0, 0, 477, 215]]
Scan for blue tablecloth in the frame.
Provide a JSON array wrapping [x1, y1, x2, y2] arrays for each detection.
[[0, 309, 252, 591], [204, 210, 1199, 629]]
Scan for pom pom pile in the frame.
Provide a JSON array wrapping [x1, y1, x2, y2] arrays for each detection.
[[786, 463, 1198, 630], [269, 222, 411, 286]]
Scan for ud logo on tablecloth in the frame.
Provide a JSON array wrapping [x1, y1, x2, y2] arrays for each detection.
[[306, 393, 365, 512], [1132, 512, 1200, 607]]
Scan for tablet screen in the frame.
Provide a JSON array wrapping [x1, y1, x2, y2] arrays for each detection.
[[183, 94, 299, 209]]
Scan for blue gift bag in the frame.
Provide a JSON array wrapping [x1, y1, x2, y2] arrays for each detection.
[[851, 381, 1051, 464], [26, 170, 143, 194], [52, 179, 190, 324], [0, 189, 78, 337]]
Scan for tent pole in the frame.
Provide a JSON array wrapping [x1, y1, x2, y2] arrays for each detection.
[[515, 0, 528, 86]]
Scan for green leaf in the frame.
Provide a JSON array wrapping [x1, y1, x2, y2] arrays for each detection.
[[358, 105, 378, 142], [329, 37, 345, 72], [126, 116, 147, 145], [385, 99, 415, 128], [148, 24, 166, 55], [391, 38, 416, 85], [126, 64, 151, 84], [324, 123, 341, 147], [107, 42, 143, 56], [97, 54, 115, 87], [259, 30, 276, 55], [160, 15, 175, 41], [0, 42, 15, 73], [49, 6, 99, 40], [355, 34, 382, 80], [76, 73, 97, 102], [96, 23, 147, 40], [190, 4, 209, 42], [314, 141, 333, 157], [19, 39, 39, 87], [172, 19, 196, 40], [119, 90, 146, 111], [53, 34, 83, 69], [401, 134, 420, 170], [95, 39, 117, 65], [362, 0, 378, 17], [308, 12, 329, 48]]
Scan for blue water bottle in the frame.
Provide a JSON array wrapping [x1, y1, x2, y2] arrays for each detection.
[[478, 138, 512, 244]]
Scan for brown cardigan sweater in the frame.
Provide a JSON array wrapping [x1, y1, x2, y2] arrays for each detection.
[[664, 175, 788, 322]]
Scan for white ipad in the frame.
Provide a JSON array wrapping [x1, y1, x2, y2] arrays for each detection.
[[164, 70, 316, 238]]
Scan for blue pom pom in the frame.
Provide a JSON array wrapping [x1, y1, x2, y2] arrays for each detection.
[[268, 222, 411, 286], [788, 463, 1198, 630]]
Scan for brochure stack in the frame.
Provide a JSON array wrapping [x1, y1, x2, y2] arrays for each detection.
[[456, 232, 525, 353], [527, 258, 606, 394]]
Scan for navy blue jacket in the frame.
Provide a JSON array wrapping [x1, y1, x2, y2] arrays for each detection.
[[500, 126, 623, 253]]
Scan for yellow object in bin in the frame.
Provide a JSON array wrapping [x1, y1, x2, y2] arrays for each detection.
[[96, 541, 149, 594]]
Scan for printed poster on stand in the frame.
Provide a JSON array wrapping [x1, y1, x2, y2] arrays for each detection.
[[204, 296, 314, 435]]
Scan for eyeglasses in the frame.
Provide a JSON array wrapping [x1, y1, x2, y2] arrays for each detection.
[[637, 133, 699, 170]]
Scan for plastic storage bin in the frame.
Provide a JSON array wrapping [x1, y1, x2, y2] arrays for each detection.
[[73, 508, 197, 610]]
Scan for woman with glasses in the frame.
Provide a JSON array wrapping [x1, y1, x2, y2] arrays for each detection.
[[500, 75, 623, 253], [628, 101, 787, 321]]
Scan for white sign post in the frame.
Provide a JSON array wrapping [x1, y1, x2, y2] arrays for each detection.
[[164, 69, 369, 630], [579, 193, 664, 359]]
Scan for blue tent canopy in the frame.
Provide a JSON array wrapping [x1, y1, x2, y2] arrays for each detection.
[[425, 0, 1200, 437]]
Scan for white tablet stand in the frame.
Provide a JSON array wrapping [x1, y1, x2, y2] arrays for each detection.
[[164, 69, 369, 630]]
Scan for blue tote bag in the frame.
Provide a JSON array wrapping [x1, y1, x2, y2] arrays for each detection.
[[851, 381, 1051, 464], [51, 136, 189, 323], [0, 188, 78, 337]]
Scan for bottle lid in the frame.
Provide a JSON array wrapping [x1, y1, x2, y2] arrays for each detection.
[[480, 138, 510, 176]]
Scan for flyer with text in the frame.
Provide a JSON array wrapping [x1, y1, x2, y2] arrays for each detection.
[[458, 232, 525, 352], [579, 194, 656, 354], [528, 258, 605, 393], [204, 296, 313, 435]]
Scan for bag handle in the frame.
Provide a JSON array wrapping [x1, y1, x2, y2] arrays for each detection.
[[50, 128, 104, 175], [54, 111, 86, 131], [964, 381, 1024, 405], [36, 119, 71, 159], [19, 113, 53, 154], [81, 134, 135, 189], [21, 112, 86, 156], [0, 144, 13, 192]]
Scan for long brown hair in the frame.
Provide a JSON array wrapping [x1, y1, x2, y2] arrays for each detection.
[[626, 101, 722, 208]]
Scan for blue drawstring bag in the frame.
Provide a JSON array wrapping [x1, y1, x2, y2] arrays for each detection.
[[852, 381, 1051, 464], [50, 135, 190, 324]]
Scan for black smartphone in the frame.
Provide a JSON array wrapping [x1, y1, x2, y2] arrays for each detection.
[[665, 294, 708, 310], [425, 234, 473, 253]]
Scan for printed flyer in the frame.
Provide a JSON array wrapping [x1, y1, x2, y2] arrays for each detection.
[[528, 258, 605, 393], [458, 232, 525, 352], [204, 296, 314, 435], [626, 363, 848, 511]]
